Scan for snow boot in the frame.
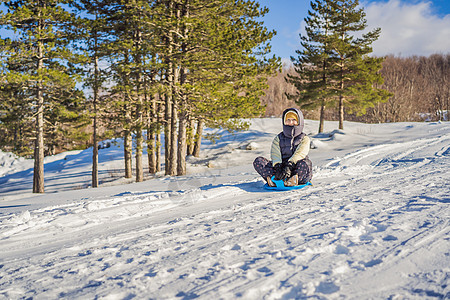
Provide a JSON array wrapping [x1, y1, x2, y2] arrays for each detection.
[[266, 176, 276, 187], [284, 174, 298, 187]]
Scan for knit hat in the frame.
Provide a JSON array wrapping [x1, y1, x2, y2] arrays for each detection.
[[284, 111, 299, 125], [281, 108, 304, 138]]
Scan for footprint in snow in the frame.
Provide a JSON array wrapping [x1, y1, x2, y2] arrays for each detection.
[[364, 258, 383, 268], [231, 244, 241, 250], [315, 281, 340, 294], [77, 250, 92, 257], [175, 291, 199, 299], [334, 245, 350, 255], [382, 234, 398, 241], [257, 266, 273, 276]]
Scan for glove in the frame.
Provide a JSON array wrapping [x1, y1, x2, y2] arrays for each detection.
[[274, 161, 295, 180], [273, 163, 284, 180]]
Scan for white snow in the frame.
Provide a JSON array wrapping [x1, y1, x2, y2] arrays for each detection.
[[0, 119, 449, 299]]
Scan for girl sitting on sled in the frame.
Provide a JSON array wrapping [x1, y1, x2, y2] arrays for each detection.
[[253, 108, 312, 187]]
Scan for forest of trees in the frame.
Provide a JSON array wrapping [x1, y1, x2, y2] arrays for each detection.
[[0, 0, 448, 194], [262, 54, 450, 125], [0, 0, 279, 192]]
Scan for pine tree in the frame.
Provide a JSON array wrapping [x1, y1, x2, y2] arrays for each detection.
[[76, 0, 109, 188], [173, 0, 278, 169], [0, 0, 85, 193], [288, 0, 390, 131], [286, 0, 335, 133], [327, 0, 390, 129], [146, 0, 278, 175], [94, 0, 158, 181]]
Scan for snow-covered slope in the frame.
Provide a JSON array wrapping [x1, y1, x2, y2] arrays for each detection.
[[0, 119, 449, 299]]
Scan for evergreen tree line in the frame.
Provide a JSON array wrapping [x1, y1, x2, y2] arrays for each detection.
[[0, 0, 279, 193], [262, 0, 448, 132], [262, 53, 449, 124], [285, 0, 391, 133]]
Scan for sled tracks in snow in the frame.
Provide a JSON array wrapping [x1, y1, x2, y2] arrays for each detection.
[[0, 133, 449, 299]]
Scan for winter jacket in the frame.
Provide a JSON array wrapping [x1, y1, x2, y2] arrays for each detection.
[[270, 108, 310, 166]]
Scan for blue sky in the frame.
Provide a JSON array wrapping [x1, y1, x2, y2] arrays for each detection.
[[1, 0, 448, 60], [258, 0, 450, 61]]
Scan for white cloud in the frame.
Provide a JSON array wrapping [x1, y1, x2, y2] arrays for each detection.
[[364, 0, 450, 56]]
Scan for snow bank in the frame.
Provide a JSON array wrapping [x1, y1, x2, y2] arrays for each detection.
[[0, 119, 449, 299], [0, 150, 30, 177]]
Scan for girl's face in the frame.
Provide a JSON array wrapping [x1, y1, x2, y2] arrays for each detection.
[[285, 118, 298, 126]]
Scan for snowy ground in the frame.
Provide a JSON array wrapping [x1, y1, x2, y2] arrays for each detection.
[[0, 119, 449, 299]]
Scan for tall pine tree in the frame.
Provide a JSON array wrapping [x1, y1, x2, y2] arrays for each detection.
[[0, 0, 85, 193], [286, 0, 336, 133], [76, 0, 111, 188], [288, 0, 390, 131], [328, 0, 390, 129]]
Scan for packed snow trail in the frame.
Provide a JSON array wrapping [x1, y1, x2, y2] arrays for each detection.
[[0, 123, 449, 299]]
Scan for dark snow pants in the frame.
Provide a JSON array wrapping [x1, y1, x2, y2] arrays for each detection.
[[253, 156, 313, 184]]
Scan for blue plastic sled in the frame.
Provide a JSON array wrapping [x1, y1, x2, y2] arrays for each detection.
[[263, 176, 312, 191]]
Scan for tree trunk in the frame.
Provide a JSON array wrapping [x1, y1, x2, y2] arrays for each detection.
[[156, 127, 161, 172], [147, 111, 157, 174], [135, 80, 144, 182], [176, 0, 190, 176], [338, 25, 345, 130], [193, 119, 203, 158], [124, 128, 133, 178], [164, 92, 172, 175], [177, 112, 187, 175], [339, 62, 345, 130], [179, 0, 190, 168], [177, 69, 187, 175], [319, 35, 328, 135], [134, 23, 144, 182], [135, 95, 144, 182], [318, 101, 325, 134], [123, 50, 133, 179], [33, 96, 45, 193], [92, 53, 99, 188], [147, 85, 157, 174], [33, 36, 44, 193], [135, 127, 143, 182], [187, 117, 195, 155], [168, 1, 180, 176], [156, 99, 162, 172], [169, 87, 178, 176], [339, 95, 344, 130], [165, 0, 175, 175]]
